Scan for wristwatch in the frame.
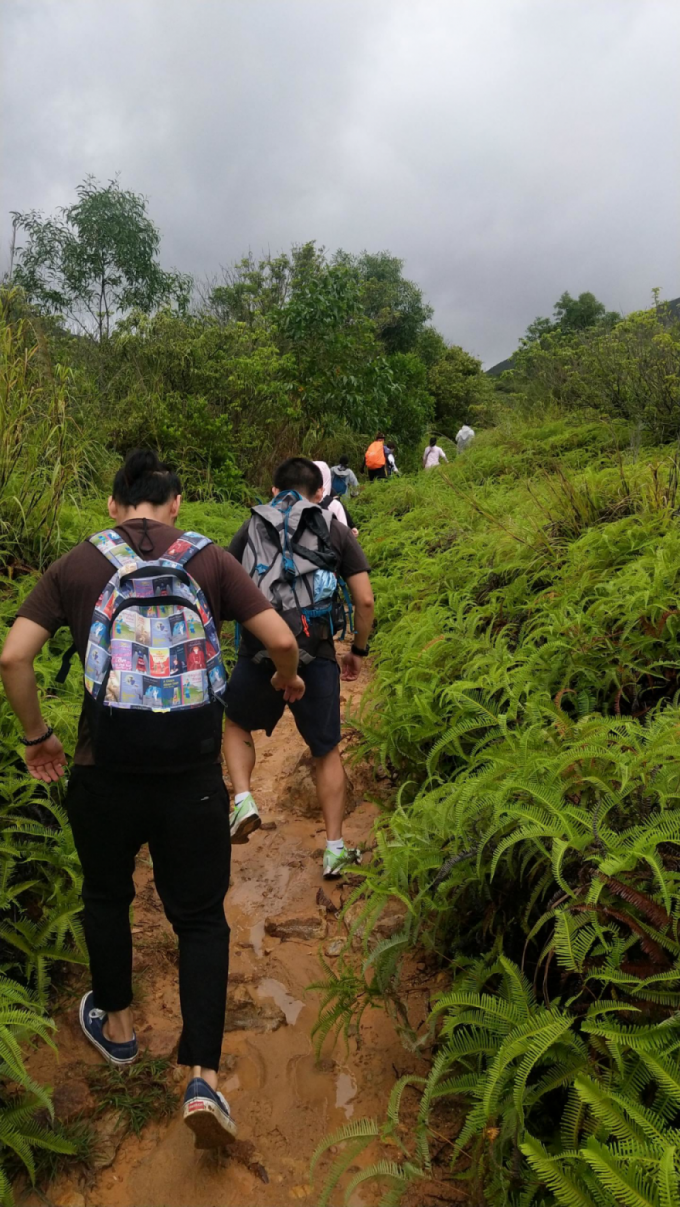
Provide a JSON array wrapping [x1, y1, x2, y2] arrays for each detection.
[[351, 643, 369, 658]]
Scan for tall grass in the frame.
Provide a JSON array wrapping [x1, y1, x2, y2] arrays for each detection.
[[315, 422, 680, 1205], [0, 306, 108, 573]]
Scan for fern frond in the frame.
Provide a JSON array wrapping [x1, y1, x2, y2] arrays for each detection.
[[310, 1118, 380, 1176]]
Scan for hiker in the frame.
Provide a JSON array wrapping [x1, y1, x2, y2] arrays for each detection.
[[315, 460, 359, 536], [362, 433, 389, 481], [423, 436, 448, 470], [330, 455, 359, 499], [385, 443, 400, 476], [223, 456, 375, 879], [0, 449, 303, 1150], [455, 424, 475, 452]]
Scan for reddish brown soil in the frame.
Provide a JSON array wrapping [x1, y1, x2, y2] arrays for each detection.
[[20, 664, 430, 1207]]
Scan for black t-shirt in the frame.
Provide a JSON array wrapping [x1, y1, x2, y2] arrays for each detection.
[[228, 516, 370, 661]]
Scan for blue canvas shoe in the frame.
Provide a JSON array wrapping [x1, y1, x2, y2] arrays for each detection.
[[183, 1077, 238, 1148], [78, 991, 138, 1067]]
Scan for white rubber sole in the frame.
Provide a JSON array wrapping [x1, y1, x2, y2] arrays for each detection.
[[323, 866, 343, 879], [78, 994, 138, 1067], [230, 807, 262, 845], [183, 1097, 238, 1148]]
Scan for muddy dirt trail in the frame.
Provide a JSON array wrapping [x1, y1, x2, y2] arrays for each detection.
[[22, 665, 428, 1207]]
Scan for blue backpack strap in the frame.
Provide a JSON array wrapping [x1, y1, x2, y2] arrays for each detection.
[[161, 532, 213, 567], [89, 530, 141, 570]]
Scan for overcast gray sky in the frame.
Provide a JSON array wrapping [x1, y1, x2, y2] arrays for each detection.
[[2, 0, 678, 365]]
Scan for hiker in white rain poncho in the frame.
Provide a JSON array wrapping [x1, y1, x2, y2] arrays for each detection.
[[455, 425, 475, 452]]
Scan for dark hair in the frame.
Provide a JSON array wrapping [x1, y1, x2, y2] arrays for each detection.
[[273, 456, 323, 497], [429, 436, 437, 446], [375, 432, 385, 440], [339, 455, 350, 467], [112, 449, 182, 508], [387, 442, 396, 451]]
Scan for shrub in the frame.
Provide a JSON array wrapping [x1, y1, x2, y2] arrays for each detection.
[[315, 419, 680, 1205]]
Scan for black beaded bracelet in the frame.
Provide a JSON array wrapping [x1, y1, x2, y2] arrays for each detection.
[[351, 643, 369, 658], [20, 726, 54, 747]]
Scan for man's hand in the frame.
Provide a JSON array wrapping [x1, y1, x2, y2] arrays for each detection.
[[24, 733, 67, 783], [343, 573, 374, 683], [341, 651, 363, 681], [271, 671, 306, 702]]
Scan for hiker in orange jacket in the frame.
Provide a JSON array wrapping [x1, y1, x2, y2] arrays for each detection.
[[362, 434, 388, 482]]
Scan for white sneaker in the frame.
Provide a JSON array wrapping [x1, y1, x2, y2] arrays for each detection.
[[322, 846, 362, 878], [230, 793, 262, 844]]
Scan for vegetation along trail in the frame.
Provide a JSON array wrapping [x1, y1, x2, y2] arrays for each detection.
[[19, 664, 428, 1207]]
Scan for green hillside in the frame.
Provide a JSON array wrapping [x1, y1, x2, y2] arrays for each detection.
[[315, 417, 680, 1204]]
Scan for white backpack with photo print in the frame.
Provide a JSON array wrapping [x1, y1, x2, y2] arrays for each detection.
[[71, 528, 228, 770]]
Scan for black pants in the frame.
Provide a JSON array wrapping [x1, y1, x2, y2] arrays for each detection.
[[368, 466, 387, 481], [66, 763, 231, 1070]]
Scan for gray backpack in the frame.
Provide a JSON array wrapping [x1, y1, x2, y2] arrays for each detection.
[[241, 490, 341, 664]]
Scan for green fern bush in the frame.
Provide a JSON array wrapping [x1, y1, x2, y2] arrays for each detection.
[[0, 586, 86, 1203], [317, 424, 680, 1204]]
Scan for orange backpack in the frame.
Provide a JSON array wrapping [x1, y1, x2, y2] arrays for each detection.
[[365, 440, 386, 470]]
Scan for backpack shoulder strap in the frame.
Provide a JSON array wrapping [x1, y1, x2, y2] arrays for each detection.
[[90, 528, 213, 572], [89, 530, 141, 571], [291, 505, 337, 571], [161, 532, 213, 567]]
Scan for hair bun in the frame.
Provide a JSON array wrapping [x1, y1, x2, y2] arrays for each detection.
[[124, 449, 166, 485], [112, 449, 181, 508]]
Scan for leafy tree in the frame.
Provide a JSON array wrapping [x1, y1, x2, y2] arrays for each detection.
[[334, 250, 433, 354], [386, 353, 435, 446], [104, 309, 298, 494], [413, 325, 448, 367], [554, 289, 620, 332], [277, 258, 396, 434], [511, 307, 680, 436], [524, 290, 620, 345], [11, 178, 190, 340], [427, 344, 491, 434], [202, 243, 324, 327]]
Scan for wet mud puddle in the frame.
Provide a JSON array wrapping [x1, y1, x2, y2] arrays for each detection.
[[20, 666, 426, 1207]]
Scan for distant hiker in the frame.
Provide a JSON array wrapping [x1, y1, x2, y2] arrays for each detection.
[[363, 433, 389, 481], [330, 455, 359, 499], [223, 456, 375, 879], [423, 436, 448, 470], [385, 443, 400, 476], [315, 460, 359, 536], [456, 424, 475, 452], [0, 449, 302, 1150]]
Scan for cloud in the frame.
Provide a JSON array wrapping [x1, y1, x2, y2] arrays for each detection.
[[2, 0, 678, 364]]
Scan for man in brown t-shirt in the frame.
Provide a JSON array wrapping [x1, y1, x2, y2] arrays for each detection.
[[0, 450, 302, 1150]]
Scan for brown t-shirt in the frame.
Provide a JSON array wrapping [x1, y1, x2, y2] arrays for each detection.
[[16, 518, 272, 764], [228, 515, 370, 661]]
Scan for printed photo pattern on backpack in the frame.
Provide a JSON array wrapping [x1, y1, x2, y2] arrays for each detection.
[[84, 529, 227, 711]]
